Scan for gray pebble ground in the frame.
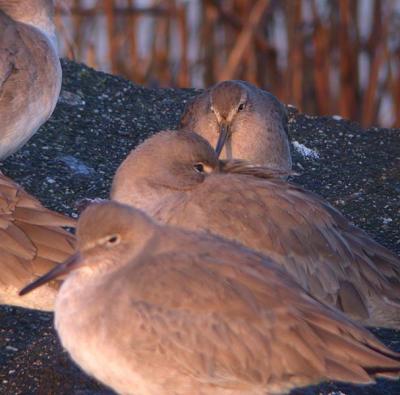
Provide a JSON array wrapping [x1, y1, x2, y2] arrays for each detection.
[[0, 60, 399, 394]]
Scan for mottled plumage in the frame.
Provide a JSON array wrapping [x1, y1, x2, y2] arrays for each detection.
[[0, 0, 60, 159], [112, 130, 400, 328], [20, 202, 400, 395], [0, 172, 75, 310], [0, 0, 75, 311]]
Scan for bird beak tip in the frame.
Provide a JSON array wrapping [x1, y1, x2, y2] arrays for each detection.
[[19, 252, 82, 297]]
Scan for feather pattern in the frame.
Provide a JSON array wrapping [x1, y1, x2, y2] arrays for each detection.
[[111, 131, 400, 328], [0, 172, 75, 310], [156, 173, 400, 327], [52, 202, 400, 395]]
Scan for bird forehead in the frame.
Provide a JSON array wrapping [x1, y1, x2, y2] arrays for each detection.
[[78, 218, 126, 246], [78, 204, 137, 240], [171, 147, 216, 169], [211, 83, 244, 115]]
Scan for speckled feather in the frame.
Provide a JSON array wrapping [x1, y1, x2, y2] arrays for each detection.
[[0, 172, 75, 310], [0, 0, 73, 311], [52, 202, 400, 395], [0, 4, 61, 159], [112, 131, 400, 328]]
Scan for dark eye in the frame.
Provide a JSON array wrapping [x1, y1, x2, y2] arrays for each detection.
[[106, 234, 120, 247], [193, 163, 205, 173], [238, 103, 245, 112]]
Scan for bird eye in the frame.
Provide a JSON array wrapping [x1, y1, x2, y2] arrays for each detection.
[[106, 234, 121, 247], [238, 103, 245, 112], [193, 163, 205, 173]]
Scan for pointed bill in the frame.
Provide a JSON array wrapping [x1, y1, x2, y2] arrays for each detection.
[[215, 123, 230, 158], [19, 252, 82, 296]]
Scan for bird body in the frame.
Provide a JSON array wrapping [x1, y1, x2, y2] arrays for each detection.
[[20, 202, 400, 395], [0, 172, 75, 310], [0, 0, 75, 311], [111, 131, 400, 328], [180, 80, 291, 172], [0, 0, 61, 159]]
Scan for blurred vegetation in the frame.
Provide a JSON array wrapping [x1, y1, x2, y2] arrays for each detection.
[[56, 0, 400, 127]]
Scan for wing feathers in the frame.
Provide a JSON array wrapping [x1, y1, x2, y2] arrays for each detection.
[[0, 173, 75, 309], [174, 173, 400, 327]]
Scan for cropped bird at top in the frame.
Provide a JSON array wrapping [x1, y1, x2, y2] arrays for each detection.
[[0, 0, 60, 159], [20, 201, 400, 395], [111, 130, 400, 329], [0, 0, 76, 311], [179, 80, 292, 172]]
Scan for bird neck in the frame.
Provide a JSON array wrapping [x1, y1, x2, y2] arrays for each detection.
[[264, 129, 292, 172]]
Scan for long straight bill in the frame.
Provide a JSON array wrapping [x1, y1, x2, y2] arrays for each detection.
[[215, 123, 230, 158], [19, 252, 82, 296]]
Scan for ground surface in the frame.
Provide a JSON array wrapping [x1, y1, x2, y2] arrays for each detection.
[[0, 60, 399, 394]]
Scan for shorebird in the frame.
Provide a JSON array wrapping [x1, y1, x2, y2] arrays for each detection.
[[0, 0, 76, 310], [179, 80, 292, 172], [0, 173, 75, 310], [20, 201, 400, 395], [0, 0, 61, 159], [111, 130, 400, 329]]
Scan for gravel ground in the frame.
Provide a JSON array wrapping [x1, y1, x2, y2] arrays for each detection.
[[0, 59, 399, 394]]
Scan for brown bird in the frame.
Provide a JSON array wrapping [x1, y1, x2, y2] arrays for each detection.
[[0, 0, 61, 159], [111, 130, 400, 329], [20, 201, 400, 395], [0, 0, 76, 311], [0, 172, 75, 310], [179, 80, 291, 172]]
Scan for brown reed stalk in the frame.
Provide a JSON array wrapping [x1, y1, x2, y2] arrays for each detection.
[[361, 47, 384, 127], [284, 0, 303, 108], [104, 0, 117, 74], [71, 0, 84, 59], [154, 0, 171, 86], [210, 0, 271, 55], [59, 3, 167, 16], [235, 0, 258, 84], [244, 40, 258, 85], [176, 2, 189, 87], [55, 3, 77, 60], [219, 0, 270, 81], [394, 62, 400, 128], [361, 3, 390, 127], [311, 0, 331, 115], [202, 0, 218, 85], [87, 42, 97, 69], [338, 0, 359, 120], [54, 0, 398, 127], [128, 0, 140, 82]]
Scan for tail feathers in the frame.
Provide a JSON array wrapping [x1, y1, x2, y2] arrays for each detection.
[[303, 305, 400, 384]]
